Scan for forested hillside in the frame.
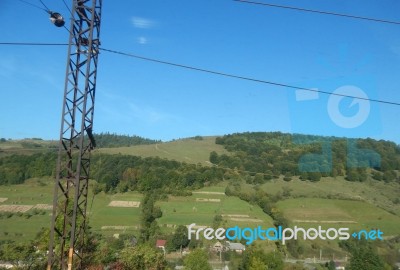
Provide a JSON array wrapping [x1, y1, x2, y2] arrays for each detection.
[[1, 132, 399, 190], [211, 132, 400, 182]]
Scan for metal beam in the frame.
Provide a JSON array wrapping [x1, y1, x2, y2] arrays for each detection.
[[47, 0, 102, 269]]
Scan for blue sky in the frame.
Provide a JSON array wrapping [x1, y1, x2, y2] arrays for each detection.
[[1, 0, 400, 142]]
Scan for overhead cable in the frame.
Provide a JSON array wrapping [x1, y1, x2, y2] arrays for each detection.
[[234, 0, 400, 25], [1, 42, 399, 107], [100, 47, 400, 107]]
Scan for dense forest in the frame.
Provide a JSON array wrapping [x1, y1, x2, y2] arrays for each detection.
[[211, 132, 400, 183]]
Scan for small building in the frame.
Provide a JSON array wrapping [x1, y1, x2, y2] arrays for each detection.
[[156, 239, 167, 249], [212, 241, 224, 252], [225, 241, 245, 253]]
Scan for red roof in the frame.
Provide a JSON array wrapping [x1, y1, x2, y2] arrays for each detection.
[[156, 239, 166, 248]]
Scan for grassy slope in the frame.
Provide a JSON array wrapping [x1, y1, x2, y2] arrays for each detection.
[[0, 137, 229, 166], [157, 183, 274, 230], [258, 177, 400, 216], [0, 139, 58, 157], [0, 179, 275, 243], [95, 136, 229, 165], [277, 198, 400, 236]]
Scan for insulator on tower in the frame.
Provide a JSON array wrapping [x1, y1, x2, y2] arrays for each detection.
[[49, 12, 65, 27]]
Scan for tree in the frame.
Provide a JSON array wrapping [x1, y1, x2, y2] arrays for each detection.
[[140, 193, 162, 242], [183, 248, 212, 270], [212, 214, 223, 229], [168, 225, 190, 251], [209, 151, 219, 164], [248, 256, 266, 270], [239, 246, 283, 270], [327, 260, 336, 270], [119, 244, 167, 270], [348, 246, 386, 270], [0, 242, 45, 269]]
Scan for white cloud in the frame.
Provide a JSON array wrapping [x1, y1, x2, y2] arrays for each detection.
[[131, 16, 155, 29], [137, 37, 148, 45]]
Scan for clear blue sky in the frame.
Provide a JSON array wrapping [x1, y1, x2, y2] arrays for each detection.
[[1, 0, 400, 143]]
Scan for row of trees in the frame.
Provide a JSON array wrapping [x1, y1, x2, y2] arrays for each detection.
[[0, 152, 226, 191], [91, 132, 160, 148]]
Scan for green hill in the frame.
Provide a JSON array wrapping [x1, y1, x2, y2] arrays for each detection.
[[95, 136, 229, 165], [1, 132, 400, 254]]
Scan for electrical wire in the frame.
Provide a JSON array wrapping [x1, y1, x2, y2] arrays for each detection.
[[61, 0, 73, 15], [38, 0, 51, 12], [11, 2, 400, 107], [1, 42, 399, 107], [0, 42, 68, 46], [234, 0, 400, 26], [99, 47, 400, 107], [16, 0, 48, 13]]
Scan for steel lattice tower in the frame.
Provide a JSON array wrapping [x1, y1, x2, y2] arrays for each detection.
[[47, 0, 102, 269]]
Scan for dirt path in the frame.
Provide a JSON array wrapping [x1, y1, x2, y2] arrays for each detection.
[[192, 191, 225, 195]]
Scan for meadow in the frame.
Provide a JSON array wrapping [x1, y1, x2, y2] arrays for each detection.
[[95, 136, 229, 165], [0, 179, 276, 243], [277, 197, 400, 236], [259, 176, 400, 216]]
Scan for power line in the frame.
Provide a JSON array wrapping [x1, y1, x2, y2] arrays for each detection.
[[16, 0, 48, 12], [234, 0, 400, 26], [0, 42, 68, 46], [99, 47, 400, 107], [1, 42, 399, 107], [38, 0, 51, 12], [61, 0, 72, 15]]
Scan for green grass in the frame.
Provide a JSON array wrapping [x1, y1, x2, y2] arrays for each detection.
[[0, 179, 275, 243], [95, 136, 229, 165], [1, 173, 399, 255], [259, 176, 400, 216], [277, 198, 400, 236], [0, 139, 58, 157], [0, 136, 228, 165], [1, 177, 399, 241], [157, 193, 274, 229], [0, 179, 144, 242]]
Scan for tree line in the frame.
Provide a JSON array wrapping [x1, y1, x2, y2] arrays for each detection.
[[0, 152, 226, 193], [90, 132, 160, 148]]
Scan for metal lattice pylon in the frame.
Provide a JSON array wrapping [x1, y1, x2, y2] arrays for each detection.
[[47, 0, 102, 269]]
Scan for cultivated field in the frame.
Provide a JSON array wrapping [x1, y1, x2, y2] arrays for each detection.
[[0, 179, 275, 243], [157, 186, 274, 230], [0, 178, 143, 241], [0, 175, 399, 253], [259, 177, 400, 216], [277, 197, 400, 236]]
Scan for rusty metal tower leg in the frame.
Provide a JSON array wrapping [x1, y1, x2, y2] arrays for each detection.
[[47, 0, 102, 269]]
